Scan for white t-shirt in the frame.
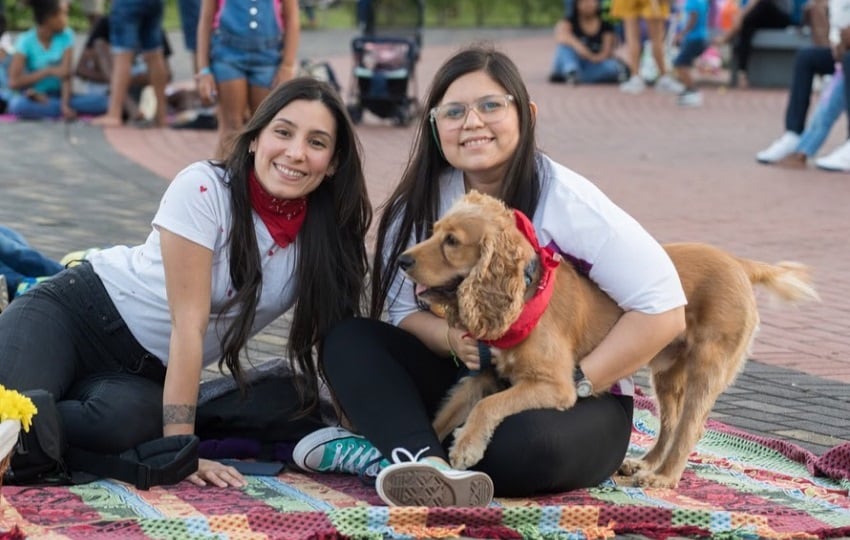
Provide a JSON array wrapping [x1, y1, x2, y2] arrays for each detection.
[[90, 161, 298, 367], [829, 0, 850, 46], [384, 155, 687, 396]]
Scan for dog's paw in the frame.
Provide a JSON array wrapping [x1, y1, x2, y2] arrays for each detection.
[[631, 470, 679, 489], [618, 458, 647, 477], [448, 426, 486, 470]]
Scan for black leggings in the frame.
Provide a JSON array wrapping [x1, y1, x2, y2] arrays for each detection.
[[321, 317, 634, 497]]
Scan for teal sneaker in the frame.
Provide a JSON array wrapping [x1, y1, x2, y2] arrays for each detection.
[[292, 427, 385, 477]]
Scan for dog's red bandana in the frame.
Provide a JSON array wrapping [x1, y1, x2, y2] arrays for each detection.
[[248, 170, 307, 249], [482, 210, 560, 349]]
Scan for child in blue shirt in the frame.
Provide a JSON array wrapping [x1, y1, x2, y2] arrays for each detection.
[[6, 0, 108, 119], [673, 0, 711, 106]]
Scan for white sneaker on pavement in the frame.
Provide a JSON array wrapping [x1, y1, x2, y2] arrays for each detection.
[[678, 90, 704, 107], [655, 74, 686, 94], [814, 140, 850, 172], [375, 448, 494, 507], [619, 74, 646, 94], [756, 131, 801, 163]]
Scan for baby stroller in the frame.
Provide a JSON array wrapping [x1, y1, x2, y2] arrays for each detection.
[[347, 0, 424, 126]]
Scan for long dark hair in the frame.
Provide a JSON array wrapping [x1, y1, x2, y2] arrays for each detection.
[[218, 78, 372, 414], [370, 44, 540, 317]]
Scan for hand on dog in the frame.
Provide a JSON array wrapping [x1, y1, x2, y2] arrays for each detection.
[[448, 326, 501, 370]]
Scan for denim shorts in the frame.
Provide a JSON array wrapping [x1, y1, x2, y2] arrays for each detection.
[[109, 0, 165, 53], [210, 31, 282, 88], [176, 0, 201, 51], [673, 39, 709, 68]]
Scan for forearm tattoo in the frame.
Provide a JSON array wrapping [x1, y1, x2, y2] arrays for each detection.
[[163, 404, 196, 426]]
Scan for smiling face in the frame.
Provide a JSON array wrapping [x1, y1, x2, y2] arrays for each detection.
[[250, 99, 337, 200], [434, 71, 521, 189]]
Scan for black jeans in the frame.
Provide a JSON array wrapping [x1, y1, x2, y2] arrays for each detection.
[[321, 317, 634, 497], [0, 262, 166, 453], [0, 262, 325, 454], [734, 0, 792, 71], [784, 46, 850, 136]]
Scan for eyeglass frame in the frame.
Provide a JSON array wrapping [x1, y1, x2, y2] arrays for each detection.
[[428, 94, 516, 129]]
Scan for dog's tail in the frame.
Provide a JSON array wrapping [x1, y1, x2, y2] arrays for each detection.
[[738, 258, 821, 304]]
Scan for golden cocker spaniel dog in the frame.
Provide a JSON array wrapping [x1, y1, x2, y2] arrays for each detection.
[[398, 190, 819, 488]]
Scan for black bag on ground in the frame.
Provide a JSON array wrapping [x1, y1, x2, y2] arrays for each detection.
[[3, 389, 200, 489], [3, 389, 71, 486], [67, 435, 200, 490]]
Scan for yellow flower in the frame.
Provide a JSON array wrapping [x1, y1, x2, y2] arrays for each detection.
[[0, 385, 38, 432]]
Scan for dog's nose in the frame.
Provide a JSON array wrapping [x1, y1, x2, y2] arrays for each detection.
[[398, 254, 415, 271]]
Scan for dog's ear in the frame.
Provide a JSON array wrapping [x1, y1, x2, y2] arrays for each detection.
[[457, 226, 528, 340]]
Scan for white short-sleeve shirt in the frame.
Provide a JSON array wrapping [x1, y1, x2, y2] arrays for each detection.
[[90, 161, 298, 367]]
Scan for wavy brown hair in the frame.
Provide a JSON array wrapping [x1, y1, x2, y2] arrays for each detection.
[[370, 44, 541, 318], [216, 78, 372, 415]]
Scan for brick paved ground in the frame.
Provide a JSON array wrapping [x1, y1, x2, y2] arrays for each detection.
[[1, 28, 848, 454]]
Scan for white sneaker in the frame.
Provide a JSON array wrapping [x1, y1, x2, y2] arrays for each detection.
[[138, 85, 157, 121], [756, 131, 801, 163], [815, 140, 850, 172], [292, 426, 384, 477], [619, 74, 646, 94], [375, 448, 494, 507], [678, 90, 704, 107], [655, 74, 685, 94]]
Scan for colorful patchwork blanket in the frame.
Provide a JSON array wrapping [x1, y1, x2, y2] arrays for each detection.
[[2, 396, 849, 539]]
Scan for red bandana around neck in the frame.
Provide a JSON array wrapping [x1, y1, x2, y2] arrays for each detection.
[[482, 209, 560, 349], [248, 170, 307, 249]]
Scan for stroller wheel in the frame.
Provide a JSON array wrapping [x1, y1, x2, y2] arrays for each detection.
[[347, 104, 363, 124], [394, 108, 411, 127]]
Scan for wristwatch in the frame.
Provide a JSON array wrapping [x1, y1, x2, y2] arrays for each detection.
[[574, 366, 594, 398]]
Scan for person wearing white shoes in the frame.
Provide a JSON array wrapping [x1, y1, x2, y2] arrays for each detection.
[[296, 45, 686, 508], [815, 138, 850, 170], [612, 0, 675, 94], [672, 0, 710, 106], [756, 0, 850, 164], [764, 67, 846, 168]]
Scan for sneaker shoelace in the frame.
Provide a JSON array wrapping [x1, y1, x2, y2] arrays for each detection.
[[358, 445, 435, 485], [329, 438, 383, 476]]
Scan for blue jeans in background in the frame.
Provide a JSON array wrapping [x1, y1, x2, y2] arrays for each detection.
[[551, 44, 624, 83], [784, 46, 850, 135], [7, 92, 108, 119], [176, 0, 200, 51], [0, 225, 64, 299], [796, 73, 846, 157], [109, 0, 165, 53]]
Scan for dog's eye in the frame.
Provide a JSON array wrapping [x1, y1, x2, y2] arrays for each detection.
[[444, 234, 459, 247]]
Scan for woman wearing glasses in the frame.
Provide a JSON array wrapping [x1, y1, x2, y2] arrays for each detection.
[[294, 44, 686, 506]]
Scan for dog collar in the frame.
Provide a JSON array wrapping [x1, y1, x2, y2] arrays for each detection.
[[482, 210, 560, 349]]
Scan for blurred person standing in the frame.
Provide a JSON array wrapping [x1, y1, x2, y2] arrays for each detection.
[[91, 0, 169, 127], [612, 0, 682, 93], [672, 0, 711, 105], [196, 0, 301, 158]]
